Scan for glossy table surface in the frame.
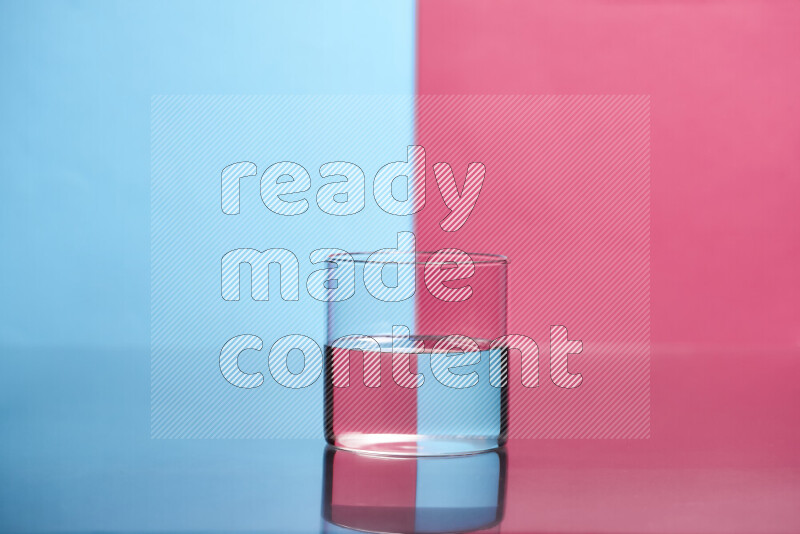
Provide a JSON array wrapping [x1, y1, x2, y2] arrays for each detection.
[[1, 347, 798, 533]]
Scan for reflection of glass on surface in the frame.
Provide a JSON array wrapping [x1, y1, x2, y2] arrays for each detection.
[[322, 446, 507, 534], [325, 251, 508, 456]]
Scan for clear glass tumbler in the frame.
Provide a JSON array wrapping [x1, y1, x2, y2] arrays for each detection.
[[324, 250, 508, 456]]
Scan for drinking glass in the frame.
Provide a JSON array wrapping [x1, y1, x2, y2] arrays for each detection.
[[324, 250, 508, 456]]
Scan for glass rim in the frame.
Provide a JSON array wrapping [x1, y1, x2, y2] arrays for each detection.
[[326, 250, 508, 265]]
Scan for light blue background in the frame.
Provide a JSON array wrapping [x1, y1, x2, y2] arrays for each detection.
[[0, 1, 415, 531], [0, 0, 415, 349]]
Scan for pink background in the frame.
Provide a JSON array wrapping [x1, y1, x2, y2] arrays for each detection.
[[416, 1, 800, 532]]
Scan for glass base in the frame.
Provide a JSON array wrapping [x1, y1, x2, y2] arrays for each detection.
[[331, 433, 504, 456]]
